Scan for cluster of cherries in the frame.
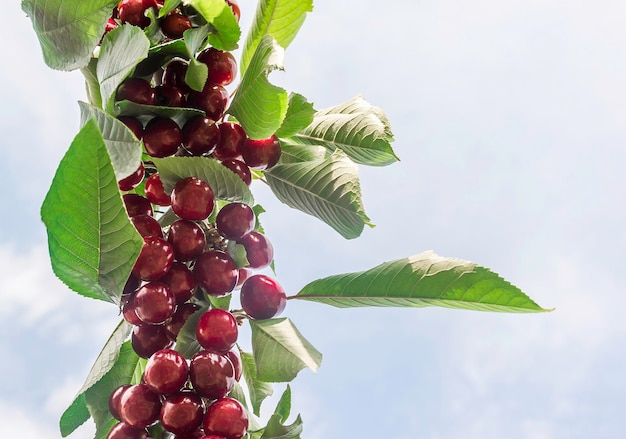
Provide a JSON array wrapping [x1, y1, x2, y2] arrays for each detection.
[[103, 1, 287, 438]]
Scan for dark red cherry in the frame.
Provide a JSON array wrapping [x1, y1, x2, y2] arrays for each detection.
[[235, 267, 251, 289], [143, 117, 182, 158], [163, 59, 191, 94], [189, 351, 234, 399], [195, 309, 238, 353], [160, 392, 204, 435], [225, 348, 242, 381], [116, 78, 156, 105], [167, 220, 206, 262], [241, 135, 281, 170], [197, 48, 237, 87], [187, 85, 229, 121], [170, 177, 215, 221], [161, 262, 197, 304], [238, 231, 273, 269], [124, 194, 153, 217], [166, 302, 201, 341], [143, 349, 189, 395], [221, 159, 251, 186], [132, 236, 174, 281], [119, 162, 145, 191], [123, 297, 145, 326], [155, 84, 186, 107], [182, 117, 220, 156], [106, 422, 149, 439], [215, 203, 255, 240], [160, 12, 193, 39], [131, 215, 164, 238], [203, 398, 248, 439], [145, 173, 171, 206], [109, 385, 132, 421], [134, 282, 176, 325], [193, 251, 238, 297], [240, 274, 287, 320], [174, 430, 208, 439], [117, 0, 158, 28], [213, 122, 245, 161], [119, 384, 161, 429], [118, 116, 144, 139], [132, 324, 173, 358]]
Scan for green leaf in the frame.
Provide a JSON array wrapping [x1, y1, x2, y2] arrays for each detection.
[[274, 385, 292, 423], [227, 241, 250, 268], [241, 0, 313, 75], [97, 25, 151, 111], [59, 321, 131, 437], [275, 93, 315, 138], [79, 102, 143, 181], [41, 120, 143, 304], [250, 318, 322, 383], [277, 142, 326, 164], [261, 414, 303, 439], [183, 26, 211, 91], [287, 96, 399, 166], [160, 0, 182, 17], [229, 36, 289, 140], [186, 0, 241, 51], [294, 251, 552, 312], [116, 100, 204, 126], [208, 294, 232, 310], [135, 40, 188, 77], [175, 306, 206, 359], [265, 150, 372, 240], [21, 0, 118, 71], [241, 351, 274, 416], [153, 156, 255, 205], [81, 58, 103, 109]]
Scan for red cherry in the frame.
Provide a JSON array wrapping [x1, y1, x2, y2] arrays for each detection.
[[195, 309, 238, 353], [161, 12, 193, 39], [240, 274, 287, 320], [117, 0, 158, 28], [197, 48, 237, 87], [225, 0, 241, 21], [203, 398, 248, 439], [119, 162, 145, 191], [187, 85, 229, 121], [159, 391, 204, 435], [155, 84, 186, 107], [106, 422, 149, 439], [161, 262, 197, 304], [124, 194, 153, 217], [134, 282, 176, 325], [116, 78, 156, 105], [183, 117, 220, 156], [221, 159, 252, 186], [168, 220, 207, 262], [213, 122, 246, 161], [238, 231, 273, 269], [215, 203, 255, 240], [143, 117, 182, 158], [171, 177, 215, 221], [131, 215, 164, 238], [119, 384, 161, 429], [118, 116, 144, 139], [163, 59, 191, 94], [241, 135, 281, 170], [143, 349, 189, 395], [109, 385, 132, 421], [132, 236, 174, 281], [166, 302, 201, 341], [132, 324, 173, 358], [193, 251, 238, 297], [145, 173, 171, 206], [189, 351, 235, 399]]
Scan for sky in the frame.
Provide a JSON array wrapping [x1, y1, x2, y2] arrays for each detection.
[[2, 0, 626, 438]]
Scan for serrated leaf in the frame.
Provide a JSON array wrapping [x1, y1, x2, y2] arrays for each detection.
[[241, 0, 313, 75], [160, 0, 182, 17], [116, 100, 204, 126], [21, 0, 118, 71], [41, 120, 143, 304], [277, 141, 326, 164], [153, 156, 255, 205], [208, 294, 232, 310], [229, 36, 289, 140], [287, 96, 399, 166], [241, 352, 274, 416], [97, 25, 151, 111], [275, 93, 315, 138], [294, 251, 551, 312], [274, 385, 291, 423], [135, 40, 188, 77], [79, 102, 143, 181], [250, 318, 322, 383], [183, 26, 211, 91], [81, 58, 103, 109], [60, 321, 131, 437], [265, 150, 371, 240], [186, 0, 241, 51], [227, 241, 250, 268], [175, 306, 206, 359], [261, 414, 303, 439]]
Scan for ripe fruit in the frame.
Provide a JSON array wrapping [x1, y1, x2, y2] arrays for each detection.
[[109, 385, 132, 421], [221, 159, 251, 186], [163, 59, 191, 93], [171, 177, 215, 221], [215, 203, 255, 240], [143, 117, 182, 158], [183, 117, 220, 156], [119, 384, 161, 428], [118, 116, 144, 139], [203, 398, 248, 439], [116, 78, 156, 105], [143, 349, 189, 395], [189, 351, 235, 399], [213, 122, 246, 160], [124, 194, 153, 217], [160, 12, 193, 39], [241, 135, 281, 170], [195, 309, 238, 352], [118, 162, 145, 191], [106, 422, 149, 439], [132, 324, 173, 358], [160, 392, 204, 435], [161, 262, 197, 304], [144, 173, 171, 206], [117, 0, 158, 28], [166, 302, 201, 341], [132, 236, 174, 281], [193, 251, 238, 297], [167, 220, 206, 261], [240, 274, 287, 320], [238, 231, 273, 269], [187, 85, 229, 120], [134, 282, 176, 324], [226, 348, 242, 382], [155, 84, 186, 107], [131, 215, 164, 238], [197, 48, 237, 87]]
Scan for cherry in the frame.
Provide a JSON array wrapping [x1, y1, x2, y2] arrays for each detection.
[[235, 267, 251, 289], [119, 162, 145, 191], [221, 159, 251, 186], [122, 275, 141, 297], [143, 117, 182, 158], [187, 85, 229, 121], [215, 203, 255, 240], [241, 135, 281, 170], [196, 309, 238, 353], [225, 348, 242, 382], [145, 173, 171, 206], [161, 262, 197, 304], [102, 18, 118, 42], [161, 12, 193, 39], [123, 297, 145, 326], [143, 349, 188, 395], [240, 274, 286, 320], [117, 0, 158, 28], [189, 351, 234, 399], [163, 59, 191, 94], [160, 391, 204, 434], [116, 78, 156, 105], [238, 231, 273, 269], [213, 122, 246, 161], [118, 116, 144, 139], [193, 251, 238, 297], [171, 177, 215, 221], [124, 194, 153, 217], [174, 430, 208, 439], [131, 215, 164, 238], [167, 220, 206, 262], [225, 0, 241, 22], [155, 84, 186, 107], [197, 48, 237, 87], [109, 385, 132, 421], [132, 324, 173, 358], [134, 282, 176, 325], [132, 236, 174, 281], [203, 398, 248, 439], [119, 384, 161, 428], [182, 117, 220, 156], [106, 422, 149, 439], [166, 302, 201, 341]]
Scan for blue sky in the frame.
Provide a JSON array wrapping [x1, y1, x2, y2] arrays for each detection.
[[3, 0, 626, 437]]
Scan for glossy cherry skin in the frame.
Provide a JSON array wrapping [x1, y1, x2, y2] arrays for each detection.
[[106, 422, 149, 439], [193, 251, 238, 297], [238, 231, 273, 269], [221, 159, 251, 186], [132, 324, 173, 358], [187, 85, 229, 121], [197, 48, 237, 87], [119, 162, 145, 191], [241, 135, 281, 170], [143, 117, 182, 158], [118, 116, 144, 139], [143, 349, 189, 395], [196, 309, 238, 353], [166, 302, 201, 341], [213, 122, 246, 161], [215, 203, 255, 240], [131, 215, 164, 238], [203, 398, 248, 439], [134, 282, 176, 325], [160, 12, 193, 39], [124, 194, 153, 217], [119, 384, 161, 428], [167, 220, 206, 261], [123, 297, 145, 326], [117, 0, 158, 28], [174, 430, 208, 439], [226, 0, 240, 21], [240, 274, 286, 320], [171, 177, 215, 221], [183, 117, 220, 156], [226, 348, 242, 382], [155, 84, 186, 107], [116, 78, 156, 105], [132, 236, 174, 281], [161, 262, 197, 304], [189, 351, 234, 399], [160, 391, 204, 435], [163, 59, 191, 93], [109, 385, 132, 421], [144, 173, 171, 206]]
